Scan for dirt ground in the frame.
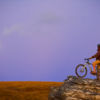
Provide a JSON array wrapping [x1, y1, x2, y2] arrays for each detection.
[[0, 81, 63, 100]]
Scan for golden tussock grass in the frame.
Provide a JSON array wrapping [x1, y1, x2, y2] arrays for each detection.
[[0, 81, 63, 100]]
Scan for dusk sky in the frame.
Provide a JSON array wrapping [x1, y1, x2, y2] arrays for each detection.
[[0, 0, 100, 81]]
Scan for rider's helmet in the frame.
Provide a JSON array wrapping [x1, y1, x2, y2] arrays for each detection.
[[97, 44, 100, 48]]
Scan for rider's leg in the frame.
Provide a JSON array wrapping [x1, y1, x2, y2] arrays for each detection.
[[92, 60, 100, 72]]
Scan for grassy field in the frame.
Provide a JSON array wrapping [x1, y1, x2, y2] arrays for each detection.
[[0, 81, 63, 100]]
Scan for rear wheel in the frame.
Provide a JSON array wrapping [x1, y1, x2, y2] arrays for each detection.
[[75, 64, 87, 78]]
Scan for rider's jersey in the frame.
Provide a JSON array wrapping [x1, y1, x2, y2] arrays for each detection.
[[91, 49, 100, 60]]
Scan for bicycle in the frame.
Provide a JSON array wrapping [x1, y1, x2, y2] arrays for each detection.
[[75, 58, 100, 79]]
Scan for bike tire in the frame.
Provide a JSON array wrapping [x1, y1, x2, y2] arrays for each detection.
[[75, 64, 87, 78]]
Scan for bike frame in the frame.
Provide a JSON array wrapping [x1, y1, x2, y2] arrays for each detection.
[[82, 62, 92, 72]]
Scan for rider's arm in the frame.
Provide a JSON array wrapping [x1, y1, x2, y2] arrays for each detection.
[[89, 53, 98, 59], [89, 57, 93, 59]]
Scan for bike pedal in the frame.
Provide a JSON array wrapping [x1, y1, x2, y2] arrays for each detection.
[[90, 72, 96, 75], [91, 73, 96, 75]]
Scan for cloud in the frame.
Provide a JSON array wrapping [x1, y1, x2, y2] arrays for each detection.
[[3, 24, 22, 36], [39, 12, 62, 24], [2, 12, 62, 37]]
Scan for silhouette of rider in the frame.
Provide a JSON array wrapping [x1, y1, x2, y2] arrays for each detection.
[[88, 44, 100, 74]]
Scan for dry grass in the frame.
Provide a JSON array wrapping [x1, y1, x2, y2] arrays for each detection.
[[0, 81, 63, 100]]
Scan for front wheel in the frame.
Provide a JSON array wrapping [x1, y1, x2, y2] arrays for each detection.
[[75, 64, 87, 78]]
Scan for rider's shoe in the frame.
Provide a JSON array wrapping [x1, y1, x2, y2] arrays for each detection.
[[91, 71, 96, 75]]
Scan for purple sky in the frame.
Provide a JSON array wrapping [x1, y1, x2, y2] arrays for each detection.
[[0, 0, 100, 81]]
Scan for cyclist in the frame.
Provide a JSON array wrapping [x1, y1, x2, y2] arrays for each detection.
[[88, 44, 100, 74]]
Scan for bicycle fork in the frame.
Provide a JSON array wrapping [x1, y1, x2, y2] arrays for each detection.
[[82, 63, 92, 71], [82, 63, 92, 72]]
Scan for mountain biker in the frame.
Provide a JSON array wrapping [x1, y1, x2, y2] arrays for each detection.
[[88, 44, 100, 74]]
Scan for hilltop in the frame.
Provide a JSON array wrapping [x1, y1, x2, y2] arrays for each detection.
[[49, 76, 100, 100]]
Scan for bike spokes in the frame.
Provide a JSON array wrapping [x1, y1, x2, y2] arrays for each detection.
[[78, 67, 85, 75]]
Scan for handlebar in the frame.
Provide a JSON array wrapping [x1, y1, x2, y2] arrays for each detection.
[[84, 58, 92, 64], [84, 58, 89, 61]]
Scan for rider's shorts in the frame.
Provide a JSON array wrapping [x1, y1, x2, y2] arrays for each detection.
[[92, 60, 100, 66]]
